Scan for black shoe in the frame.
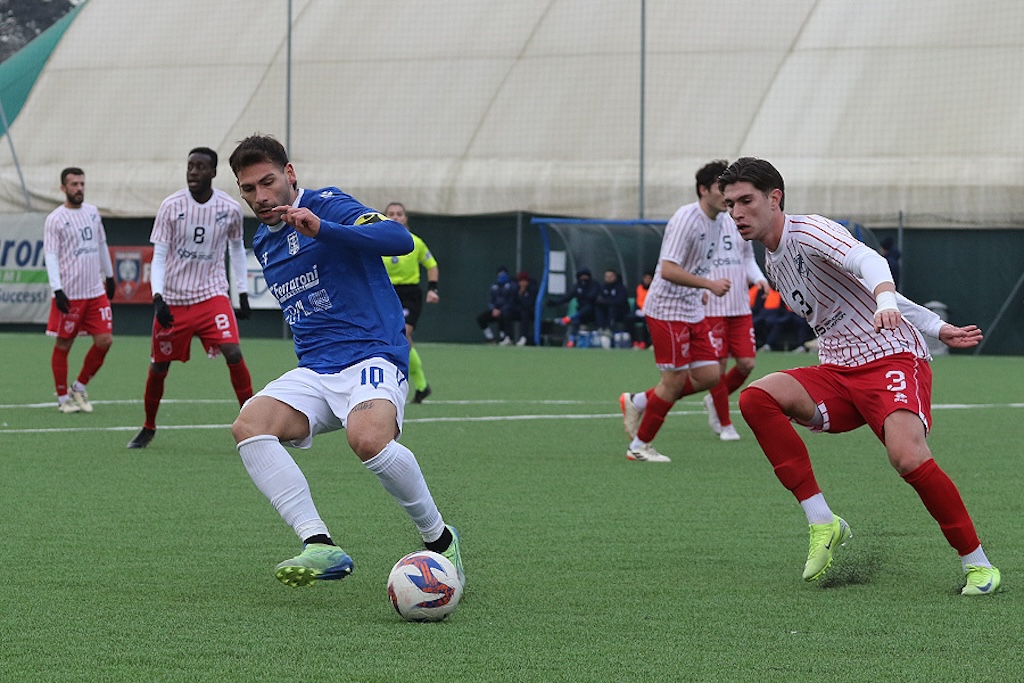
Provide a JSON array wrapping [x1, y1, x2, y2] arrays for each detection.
[[412, 386, 432, 404], [127, 427, 156, 449]]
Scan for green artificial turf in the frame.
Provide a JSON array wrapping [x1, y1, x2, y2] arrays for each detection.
[[0, 333, 1020, 682]]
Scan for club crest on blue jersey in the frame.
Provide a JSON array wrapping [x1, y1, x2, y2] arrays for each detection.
[[287, 232, 300, 255]]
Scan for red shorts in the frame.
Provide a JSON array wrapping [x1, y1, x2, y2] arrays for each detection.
[[46, 295, 113, 339], [706, 314, 756, 360], [151, 295, 240, 363], [782, 353, 933, 441], [646, 316, 717, 370]]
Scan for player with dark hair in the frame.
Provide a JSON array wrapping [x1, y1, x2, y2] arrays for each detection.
[[382, 201, 439, 403], [227, 134, 463, 588], [618, 160, 732, 462], [720, 156, 999, 595], [44, 167, 116, 413], [127, 147, 253, 448]]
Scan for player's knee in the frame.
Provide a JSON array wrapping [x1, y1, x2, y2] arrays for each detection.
[[735, 357, 756, 375], [738, 385, 777, 420]]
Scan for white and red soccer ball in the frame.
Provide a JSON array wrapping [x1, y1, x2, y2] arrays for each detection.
[[387, 550, 463, 622]]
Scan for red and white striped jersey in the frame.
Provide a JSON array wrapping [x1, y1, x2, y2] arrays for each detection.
[[151, 188, 243, 305], [43, 203, 108, 300], [766, 214, 931, 367], [704, 218, 764, 318], [643, 201, 727, 323]]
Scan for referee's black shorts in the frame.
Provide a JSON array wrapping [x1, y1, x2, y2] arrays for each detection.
[[393, 283, 424, 328]]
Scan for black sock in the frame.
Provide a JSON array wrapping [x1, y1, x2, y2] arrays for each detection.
[[303, 534, 334, 546], [424, 527, 452, 553]]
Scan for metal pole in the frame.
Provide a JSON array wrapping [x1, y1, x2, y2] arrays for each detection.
[[286, 0, 293, 153], [638, 0, 646, 219], [0, 97, 32, 210]]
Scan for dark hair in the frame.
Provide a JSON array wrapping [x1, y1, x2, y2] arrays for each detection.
[[60, 167, 84, 185], [385, 202, 406, 213], [695, 159, 729, 198], [718, 157, 786, 210], [189, 146, 218, 168], [229, 134, 289, 176]]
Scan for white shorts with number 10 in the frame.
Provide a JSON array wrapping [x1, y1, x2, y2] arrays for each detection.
[[252, 357, 409, 449]]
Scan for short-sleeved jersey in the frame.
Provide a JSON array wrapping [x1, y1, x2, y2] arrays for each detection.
[[252, 187, 412, 374], [766, 214, 931, 367], [704, 219, 764, 318], [43, 203, 108, 300], [384, 232, 436, 285], [150, 188, 244, 305], [643, 201, 726, 323]]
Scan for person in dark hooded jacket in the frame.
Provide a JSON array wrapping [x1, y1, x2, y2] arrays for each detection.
[[548, 268, 600, 339]]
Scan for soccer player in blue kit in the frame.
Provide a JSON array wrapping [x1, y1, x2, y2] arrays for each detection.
[[228, 135, 463, 588]]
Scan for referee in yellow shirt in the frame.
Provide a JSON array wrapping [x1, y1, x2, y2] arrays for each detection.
[[384, 202, 439, 403]]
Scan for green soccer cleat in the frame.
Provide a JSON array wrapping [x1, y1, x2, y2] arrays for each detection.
[[803, 514, 852, 581], [961, 565, 1001, 596], [274, 543, 353, 587], [440, 525, 465, 588]]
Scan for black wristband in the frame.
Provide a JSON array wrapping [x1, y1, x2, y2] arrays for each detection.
[[427, 281, 439, 293]]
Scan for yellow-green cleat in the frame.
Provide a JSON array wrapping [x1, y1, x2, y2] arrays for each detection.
[[440, 525, 465, 588], [803, 514, 851, 581], [274, 543, 353, 587], [961, 565, 1001, 596]]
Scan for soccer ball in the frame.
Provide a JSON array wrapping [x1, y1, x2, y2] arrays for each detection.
[[387, 550, 463, 622]]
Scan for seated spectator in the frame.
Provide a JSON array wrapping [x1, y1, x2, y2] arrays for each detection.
[[511, 271, 538, 346], [751, 285, 813, 352], [595, 269, 630, 331], [547, 268, 600, 341], [476, 266, 516, 344], [627, 270, 653, 348]]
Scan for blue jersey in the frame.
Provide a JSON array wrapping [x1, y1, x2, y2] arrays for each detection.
[[252, 187, 414, 374]]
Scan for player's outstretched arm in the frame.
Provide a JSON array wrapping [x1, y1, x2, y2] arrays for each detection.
[[938, 323, 983, 349]]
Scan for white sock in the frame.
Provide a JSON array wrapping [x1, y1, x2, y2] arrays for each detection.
[[364, 440, 445, 543], [237, 435, 329, 541], [72, 380, 87, 393], [960, 545, 992, 571], [629, 436, 647, 450], [799, 493, 834, 525], [632, 392, 648, 411]]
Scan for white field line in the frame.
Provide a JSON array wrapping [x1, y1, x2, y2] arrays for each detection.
[[0, 400, 1020, 435]]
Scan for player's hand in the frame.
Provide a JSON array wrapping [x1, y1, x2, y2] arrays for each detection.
[[273, 206, 320, 237], [153, 294, 174, 329], [54, 289, 70, 314], [938, 323, 983, 349], [426, 290, 440, 304], [236, 293, 251, 320], [754, 279, 769, 295], [707, 278, 731, 297], [105, 277, 116, 300], [872, 308, 902, 332]]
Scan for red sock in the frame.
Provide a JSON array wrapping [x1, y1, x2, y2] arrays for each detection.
[[709, 379, 731, 427], [143, 368, 168, 430], [228, 359, 253, 406], [76, 343, 109, 385], [636, 389, 674, 443], [677, 376, 695, 398], [52, 345, 70, 396], [901, 459, 980, 555], [723, 366, 749, 394], [738, 386, 821, 501]]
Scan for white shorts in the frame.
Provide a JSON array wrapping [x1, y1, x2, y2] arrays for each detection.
[[252, 357, 409, 449]]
